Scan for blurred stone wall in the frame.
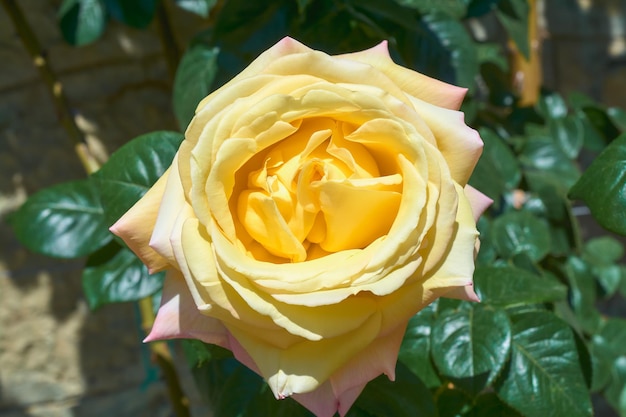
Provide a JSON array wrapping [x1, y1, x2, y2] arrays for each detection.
[[1, 1, 625, 417]]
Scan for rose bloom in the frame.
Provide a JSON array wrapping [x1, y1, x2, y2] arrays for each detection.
[[111, 37, 490, 417]]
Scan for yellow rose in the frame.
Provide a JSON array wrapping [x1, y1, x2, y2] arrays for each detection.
[[111, 37, 491, 417]]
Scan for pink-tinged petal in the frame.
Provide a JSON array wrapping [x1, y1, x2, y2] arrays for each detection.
[[444, 282, 481, 302], [145, 270, 229, 348], [464, 184, 493, 222], [292, 323, 406, 417], [338, 41, 467, 110], [292, 381, 365, 417], [110, 171, 170, 273], [408, 96, 483, 185]]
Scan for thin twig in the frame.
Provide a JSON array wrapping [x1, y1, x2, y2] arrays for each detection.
[[1, 0, 100, 174], [155, 0, 182, 81]]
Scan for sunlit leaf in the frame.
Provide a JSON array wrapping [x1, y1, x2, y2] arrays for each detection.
[[496, 312, 593, 417], [9, 179, 111, 258]]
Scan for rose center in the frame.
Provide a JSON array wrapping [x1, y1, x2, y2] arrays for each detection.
[[234, 117, 402, 262]]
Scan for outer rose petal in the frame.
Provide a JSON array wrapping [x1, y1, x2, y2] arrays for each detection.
[[110, 170, 170, 273], [464, 184, 493, 222], [145, 270, 229, 347], [338, 41, 467, 110]]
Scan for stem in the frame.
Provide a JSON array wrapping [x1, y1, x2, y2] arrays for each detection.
[[1, 0, 100, 174], [155, 0, 181, 81], [139, 298, 191, 417], [4, 2, 190, 416], [509, 0, 542, 107]]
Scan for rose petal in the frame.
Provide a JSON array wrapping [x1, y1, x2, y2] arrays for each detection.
[[464, 184, 493, 222], [339, 41, 468, 110], [408, 96, 483, 185], [109, 170, 170, 273], [145, 270, 229, 347]]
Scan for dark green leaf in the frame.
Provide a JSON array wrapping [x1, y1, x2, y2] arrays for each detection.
[[395, 0, 468, 19], [496, 311, 593, 417], [608, 107, 626, 131], [94, 131, 183, 226], [104, 0, 157, 28], [469, 128, 521, 204], [584, 236, 624, 265], [549, 115, 584, 159], [436, 388, 471, 417], [420, 11, 479, 88], [491, 210, 551, 261], [466, 0, 502, 18], [590, 319, 626, 392], [476, 43, 508, 71], [9, 179, 111, 258], [563, 256, 601, 333], [569, 133, 626, 235], [474, 265, 567, 307], [398, 303, 441, 388], [495, 0, 529, 59], [350, 363, 437, 417], [58, 0, 106, 46], [174, 0, 216, 17], [464, 392, 523, 417], [82, 242, 164, 309], [173, 44, 219, 129], [537, 92, 568, 119], [475, 216, 496, 266], [431, 304, 511, 396], [605, 356, 626, 414], [520, 135, 581, 192]]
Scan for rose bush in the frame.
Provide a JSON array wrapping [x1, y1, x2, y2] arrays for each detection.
[[111, 37, 490, 417]]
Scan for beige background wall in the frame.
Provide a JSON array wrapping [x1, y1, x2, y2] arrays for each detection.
[[1, 1, 625, 416]]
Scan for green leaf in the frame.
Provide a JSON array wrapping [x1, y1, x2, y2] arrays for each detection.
[[8, 179, 112, 258], [495, 0, 529, 59], [537, 92, 568, 119], [94, 131, 183, 226], [395, 0, 468, 19], [606, 357, 626, 415], [398, 303, 441, 388], [608, 107, 626, 131], [466, 0, 502, 18], [549, 115, 584, 159], [584, 236, 624, 265], [570, 134, 626, 235], [436, 388, 471, 417], [469, 128, 521, 204], [420, 11, 479, 88], [188, 350, 313, 417], [174, 0, 217, 17], [590, 319, 626, 392], [349, 363, 437, 417], [58, 0, 106, 46], [476, 43, 509, 71], [465, 392, 523, 417], [520, 135, 581, 192], [173, 44, 219, 129], [491, 210, 551, 261], [104, 0, 157, 28], [474, 266, 567, 307], [431, 304, 511, 396], [496, 311, 593, 417], [82, 242, 164, 309], [475, 216, 497, 266], [563, 256, 601, 333]]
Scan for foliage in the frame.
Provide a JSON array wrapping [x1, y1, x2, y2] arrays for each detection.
[[8, 0, 626, 416]]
